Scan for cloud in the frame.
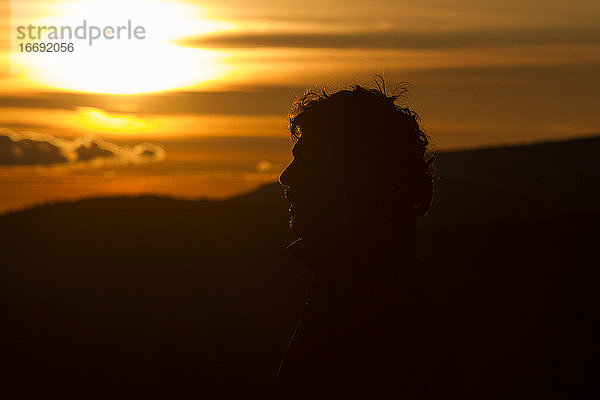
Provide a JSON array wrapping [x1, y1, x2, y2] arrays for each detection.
[[0, 129, 165, 167], [75, 141, 115, 162], [181, 27, 600, 49], [0, 135, 67, 165], [0, 87, 300, 116]]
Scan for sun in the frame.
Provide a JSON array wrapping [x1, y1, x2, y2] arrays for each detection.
[[10, 0, 234, 94]]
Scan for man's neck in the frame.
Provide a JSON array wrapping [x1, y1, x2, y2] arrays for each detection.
[[286, 229, 417, 283]]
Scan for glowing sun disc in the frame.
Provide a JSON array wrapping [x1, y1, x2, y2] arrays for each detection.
[[11, 0, 234, 94]]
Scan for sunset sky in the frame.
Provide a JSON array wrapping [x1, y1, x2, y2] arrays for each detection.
[[0, 0, 599, 212]]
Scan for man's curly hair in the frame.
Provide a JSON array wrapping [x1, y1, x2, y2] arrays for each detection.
[[288, 79, 434, 220]]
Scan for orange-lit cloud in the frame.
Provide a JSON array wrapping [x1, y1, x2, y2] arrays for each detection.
[[0, 128, 165, 166], [0, 107, 288, 138]]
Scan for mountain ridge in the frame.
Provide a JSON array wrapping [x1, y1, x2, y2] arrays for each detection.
[[0, 134, 598, 399]]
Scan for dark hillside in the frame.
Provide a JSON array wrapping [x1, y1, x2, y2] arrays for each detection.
[[1, 136, 598, 399]]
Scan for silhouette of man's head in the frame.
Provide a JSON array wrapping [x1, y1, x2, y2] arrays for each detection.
[[280, 81, 434, 251]]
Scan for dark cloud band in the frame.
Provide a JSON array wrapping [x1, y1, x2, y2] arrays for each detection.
[[181, 27, 600, 49], [0, 130, 165, 167]]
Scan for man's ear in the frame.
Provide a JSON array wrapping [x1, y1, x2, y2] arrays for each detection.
[[339, 185, 370, 228]]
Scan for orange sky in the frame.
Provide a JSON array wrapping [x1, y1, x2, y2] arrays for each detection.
[[0, 0, 599, 212]]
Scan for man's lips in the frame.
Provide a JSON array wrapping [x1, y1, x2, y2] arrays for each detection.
[[284, 188, 297, 213], [283, 187, 293, 201]]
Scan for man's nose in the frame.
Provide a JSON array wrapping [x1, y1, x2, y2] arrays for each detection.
[[279, 160, 295, 187]]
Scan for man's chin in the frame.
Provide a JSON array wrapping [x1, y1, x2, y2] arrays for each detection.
[[289, 214, 308, 237], [289, 212, 331, 238], [289, 218, 301, 236]]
